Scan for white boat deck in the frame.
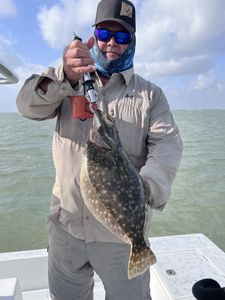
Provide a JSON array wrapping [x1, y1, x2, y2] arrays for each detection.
[[1, 233, 225, 300]]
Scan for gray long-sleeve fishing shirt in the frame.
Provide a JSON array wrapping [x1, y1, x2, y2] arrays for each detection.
[[16, 65, 183, 243]]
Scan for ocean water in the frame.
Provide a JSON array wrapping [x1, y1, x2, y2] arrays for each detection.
[[0, 110, 225, 253]]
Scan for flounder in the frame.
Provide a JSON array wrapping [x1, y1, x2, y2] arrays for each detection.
[[80, 109, 156, 279]]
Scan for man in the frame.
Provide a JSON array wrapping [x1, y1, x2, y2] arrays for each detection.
[[16, 0, 183, 299]]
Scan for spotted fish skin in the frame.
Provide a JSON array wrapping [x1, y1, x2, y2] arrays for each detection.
[[80, 109, 156, 279]]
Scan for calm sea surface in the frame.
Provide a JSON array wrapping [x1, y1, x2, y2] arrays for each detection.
[[0, 110, 225, 253]]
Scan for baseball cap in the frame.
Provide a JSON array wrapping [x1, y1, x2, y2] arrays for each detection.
[[93, 0, 136, 32]]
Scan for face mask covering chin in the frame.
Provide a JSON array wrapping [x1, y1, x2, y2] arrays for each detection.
[[90, 35, 136, 78]]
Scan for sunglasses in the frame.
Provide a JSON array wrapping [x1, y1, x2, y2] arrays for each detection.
[[95, 28, 132, 45]]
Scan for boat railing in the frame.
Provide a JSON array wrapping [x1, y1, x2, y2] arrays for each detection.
[[0, 59, 19, 84]]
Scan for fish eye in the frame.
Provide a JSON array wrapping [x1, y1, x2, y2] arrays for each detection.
[[106, 120, 114, 127], [107, 115, 115, 124]]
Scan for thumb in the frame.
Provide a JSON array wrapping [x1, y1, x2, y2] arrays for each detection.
[[86, 36, 95, 50]]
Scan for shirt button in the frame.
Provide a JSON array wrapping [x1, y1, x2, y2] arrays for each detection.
[[85, 216, 90, 220]]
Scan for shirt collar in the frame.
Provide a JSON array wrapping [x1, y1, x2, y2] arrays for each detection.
[[120, 67, 134, 86], [94, 68, 134, 86]]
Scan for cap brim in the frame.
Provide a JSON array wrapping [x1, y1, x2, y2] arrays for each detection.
[[92, 18, 135, 32]]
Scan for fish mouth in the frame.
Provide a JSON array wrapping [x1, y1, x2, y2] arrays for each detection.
[[92, 109, 103, 132], [91, 109, 119, 150], [93, 108, 102, 121], [93, 109, 114, 127], [89, 128, 111, 149]]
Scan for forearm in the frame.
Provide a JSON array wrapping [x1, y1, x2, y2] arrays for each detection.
[[140, 133, 183, 210], [140, 85, 183, 210], [16, 65, 76, 120]]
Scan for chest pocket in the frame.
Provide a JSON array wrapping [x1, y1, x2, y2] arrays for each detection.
[[108, 90, 150, 168], [56, 97, 93, 147]]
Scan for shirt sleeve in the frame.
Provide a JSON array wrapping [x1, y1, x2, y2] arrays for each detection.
[[16, 64, 78, 120], [140, 85, 183, 210]]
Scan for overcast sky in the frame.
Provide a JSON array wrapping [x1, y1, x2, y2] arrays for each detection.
[[0, 0, 225, 111]]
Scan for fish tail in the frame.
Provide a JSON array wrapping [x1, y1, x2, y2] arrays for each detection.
[[128, 243, 157, 280]]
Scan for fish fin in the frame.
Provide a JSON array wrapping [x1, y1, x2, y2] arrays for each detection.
[[140, 177, 151, 205], [128, 244, 157, 280]]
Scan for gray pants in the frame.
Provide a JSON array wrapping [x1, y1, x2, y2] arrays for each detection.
[[48, 221, 151, 300]]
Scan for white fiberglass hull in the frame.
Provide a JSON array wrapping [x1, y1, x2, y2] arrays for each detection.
[[1, 234, 225, 300]]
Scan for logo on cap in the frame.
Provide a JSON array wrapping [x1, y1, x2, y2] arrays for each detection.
[[120, 2, 133, 18]]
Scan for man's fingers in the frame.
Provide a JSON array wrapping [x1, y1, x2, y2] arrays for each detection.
[[69, 39, 89, 50], [69, 36, 95, 49], [86, 36, 95, 50], [71, 65, 96, 74], [63, 35, 96, 82], [66, 57, 95, 68], [66, 47, 93, 59]]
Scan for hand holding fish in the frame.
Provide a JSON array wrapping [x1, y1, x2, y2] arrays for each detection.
[[63, 36, 96, 85]]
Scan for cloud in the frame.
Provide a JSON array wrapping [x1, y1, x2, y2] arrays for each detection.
[[136, 0, 225, 77], [1, 0, 225, 111], [37, 0, 100, 48], [194, 71, 216, 91], [0, 0, 17, 17], [0, 27, 47, 112], [0, 27, 19, 70], [37, 0, 225, 79], [136, 0, 225, 54], [135, 54, 213, 78], [37, 0, 143, 49], [217, 83, 225, 92]]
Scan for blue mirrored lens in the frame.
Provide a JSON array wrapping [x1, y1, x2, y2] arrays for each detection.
[[95, 29, 111, 42], [95, 29, 132, 45], [114, 31, 132, 44]]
